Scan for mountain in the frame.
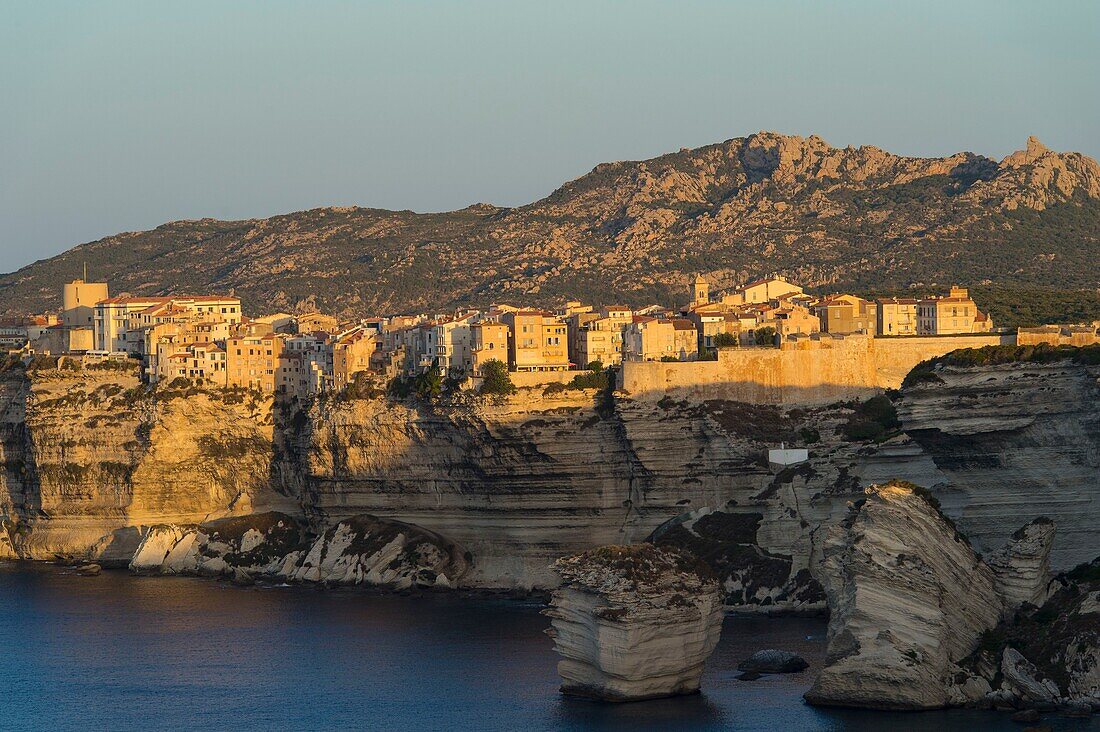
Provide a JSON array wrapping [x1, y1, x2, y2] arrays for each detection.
[[1, 132, 1098, 318]]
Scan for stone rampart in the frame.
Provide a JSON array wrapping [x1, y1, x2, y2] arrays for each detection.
[[618, 333, 1012, 404]]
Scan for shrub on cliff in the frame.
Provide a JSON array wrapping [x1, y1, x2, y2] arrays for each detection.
[[344, 371, 385, 400], [414, 365, 443, 400], [569, 365, 610, 390], [926, 343, 1100, 370], [479, 359, 516, 396], [842, 395, 901, 442]]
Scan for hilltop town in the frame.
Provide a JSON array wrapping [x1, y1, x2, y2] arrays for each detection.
[[2, 273, 1097, 400]]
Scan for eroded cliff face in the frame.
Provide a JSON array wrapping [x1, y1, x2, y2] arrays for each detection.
[[1, 356, 1095, 608], [896, 359, 1100, 570], [0, 365, 297, 563], [544, 544, 724, 701], [298, 390, 871, 599], [804, 483, 1054, 711]]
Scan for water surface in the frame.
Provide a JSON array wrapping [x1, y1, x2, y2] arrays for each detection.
[[1, 564, 1095, 731]]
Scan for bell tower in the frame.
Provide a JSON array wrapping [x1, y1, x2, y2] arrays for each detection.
[[691, 275, 710, 306]]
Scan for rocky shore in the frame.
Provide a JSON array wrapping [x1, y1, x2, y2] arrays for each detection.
[[130, 511, 468, 589]]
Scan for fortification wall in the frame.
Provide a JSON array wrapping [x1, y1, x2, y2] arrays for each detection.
[[619, 333, 1012, 404], [508, 370, 578, 388]]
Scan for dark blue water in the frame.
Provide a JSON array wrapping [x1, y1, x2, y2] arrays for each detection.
[[1, 563, 1096, 731]]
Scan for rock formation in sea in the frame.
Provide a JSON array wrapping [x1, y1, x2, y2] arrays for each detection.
[[804, 481, 1054, 710], [130, 511, 468, 588], [543, 544, 724, 701]]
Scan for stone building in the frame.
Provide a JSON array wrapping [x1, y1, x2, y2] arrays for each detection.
[[917, 287, 993, 335], [876, 298, 919, 336], [471, 320, 510, 375], [225, 333, 285, 392], [814, 295, 877, 335], [502, 310, 570, 371]]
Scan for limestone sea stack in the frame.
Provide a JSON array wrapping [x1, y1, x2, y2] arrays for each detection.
[[804, 481, 1054, 710], [543, 544, 724, 702]]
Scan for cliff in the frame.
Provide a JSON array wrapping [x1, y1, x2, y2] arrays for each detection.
[[0, 361, 297, 564], [804, 482, 1054, 710], [896, 355, 1100, 570], [1, 133, 1097, 317], [544, 544, 724, 701], [298, 388, 874, 600], [0, 353, 1095, 612]]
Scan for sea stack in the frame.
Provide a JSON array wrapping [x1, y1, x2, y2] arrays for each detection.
[[544, 543, 724, 702]]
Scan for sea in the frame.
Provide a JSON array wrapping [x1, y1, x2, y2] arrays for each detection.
[[0, 563, 1095, 731]]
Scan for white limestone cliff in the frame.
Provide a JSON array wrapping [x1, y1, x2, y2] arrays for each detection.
[[543, 544, 724, 701], [804, 481, 1055, 710]]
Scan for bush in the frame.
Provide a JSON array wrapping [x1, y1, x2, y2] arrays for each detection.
[[799, 427, 821, 444], [659, 355, 679, 362], [479, 359, 516, 396], [414, 365, 442, 400], [585, 360, 604, 372], [714, 332, 738, 348], [842, 395, 900, 441], [569, 368, 609, 390], [754, 326, 777, 347], [345, 371, 384, 400]]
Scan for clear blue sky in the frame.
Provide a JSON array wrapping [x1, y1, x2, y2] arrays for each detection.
[[2, 0, 1097, 272]]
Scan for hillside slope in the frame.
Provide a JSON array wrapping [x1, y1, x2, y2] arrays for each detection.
[[1, 133, 1097, 317]]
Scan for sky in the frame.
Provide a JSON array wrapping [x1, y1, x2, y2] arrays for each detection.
[[1, 0, 1098, 272]]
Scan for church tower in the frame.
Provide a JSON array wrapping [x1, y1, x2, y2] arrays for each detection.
[[690, 275, 710, 306]]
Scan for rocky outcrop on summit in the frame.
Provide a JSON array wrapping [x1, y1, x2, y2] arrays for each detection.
[[130, 512, 468, 589], [897, 356, 1100, 571], [804, 482, 1053, 711], [544, 544, 723, 701], [1, 133, 1097, 318]]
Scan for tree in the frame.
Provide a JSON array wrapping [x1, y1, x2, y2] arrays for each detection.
[[479, 359, 516, 396], [586, 360, 604, 372], [754, 326, 777, 347], [713, 332, 737, 348], [414, 364, 443, 400]]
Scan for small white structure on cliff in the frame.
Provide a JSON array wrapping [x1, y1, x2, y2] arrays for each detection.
[[768, 444, 808, 471]]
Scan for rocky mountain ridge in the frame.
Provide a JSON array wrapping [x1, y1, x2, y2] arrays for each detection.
[[1, 133, 1097, 317]]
